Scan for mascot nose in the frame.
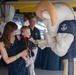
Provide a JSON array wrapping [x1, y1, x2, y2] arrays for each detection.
[[35, 1, 57, 26]]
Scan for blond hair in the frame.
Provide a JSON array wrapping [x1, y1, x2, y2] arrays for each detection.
[[20, 26, 29, 33]]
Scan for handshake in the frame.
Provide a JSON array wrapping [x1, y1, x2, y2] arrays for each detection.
[[29, 37, 38, 47]]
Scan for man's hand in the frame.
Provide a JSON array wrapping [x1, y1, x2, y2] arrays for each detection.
[[29, 37, 35, 43]]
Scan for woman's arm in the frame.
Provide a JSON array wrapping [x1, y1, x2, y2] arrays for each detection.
[[0, 42, 28, 64]]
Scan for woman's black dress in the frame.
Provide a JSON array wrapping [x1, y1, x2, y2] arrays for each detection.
[[6, 36, 30, 75]]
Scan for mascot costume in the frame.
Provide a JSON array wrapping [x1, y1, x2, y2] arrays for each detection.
[[35, 1, 76, 75]]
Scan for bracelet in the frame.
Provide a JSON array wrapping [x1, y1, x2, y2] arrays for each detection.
[[15, 55, 19, 60]]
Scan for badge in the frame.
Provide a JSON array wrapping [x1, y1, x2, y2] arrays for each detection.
[[61, 24, 67, 31]]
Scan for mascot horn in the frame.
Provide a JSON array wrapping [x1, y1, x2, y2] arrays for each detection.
[[35, 1, 76, 75]]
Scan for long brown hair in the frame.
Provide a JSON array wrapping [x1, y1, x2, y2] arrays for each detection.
[[0, 21, 18, 48]]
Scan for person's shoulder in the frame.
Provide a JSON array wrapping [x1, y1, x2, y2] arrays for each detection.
[[35, 27, 39, 30], [22, 20, 30, 26], [35, 27, 40, 32], [0, 41, 4, 47], [0, 41, 3, 44]]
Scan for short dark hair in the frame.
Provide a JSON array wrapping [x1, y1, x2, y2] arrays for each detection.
[[24, 14, 29, 19], [29, 15, 36, 21]]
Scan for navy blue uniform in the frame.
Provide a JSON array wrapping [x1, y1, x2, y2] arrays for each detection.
[[29, 26, 41, 48], [6, 36, 30, 75], [58, 20, 76, 75]]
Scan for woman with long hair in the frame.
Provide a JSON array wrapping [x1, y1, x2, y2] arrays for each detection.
[[0, 21, 30, 75]]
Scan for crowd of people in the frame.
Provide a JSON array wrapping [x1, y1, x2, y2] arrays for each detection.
[[0, 15, 41, 75]]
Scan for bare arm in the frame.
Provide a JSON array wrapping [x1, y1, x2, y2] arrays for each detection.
[[0, 42, 28, 64]]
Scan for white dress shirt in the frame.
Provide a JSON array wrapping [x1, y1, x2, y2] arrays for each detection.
[[22, 20, 30, 26]]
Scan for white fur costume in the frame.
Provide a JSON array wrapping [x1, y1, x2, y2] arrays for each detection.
[[35, 1, 76, 75]]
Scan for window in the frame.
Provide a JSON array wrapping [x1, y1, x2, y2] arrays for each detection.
[[12, 14, 47, 39]]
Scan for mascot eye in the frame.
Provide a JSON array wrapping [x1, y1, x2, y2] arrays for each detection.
[[42, 11, 50, 19], [35, 1, 57, 26]]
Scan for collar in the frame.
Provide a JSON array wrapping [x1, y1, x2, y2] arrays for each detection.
[[20, 35, 28, 40]]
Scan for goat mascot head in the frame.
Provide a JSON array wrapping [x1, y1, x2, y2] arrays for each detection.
[[35, 1, 75, 37], [35, 1, 76, 57]]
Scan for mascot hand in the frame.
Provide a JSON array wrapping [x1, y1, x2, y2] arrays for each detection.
[[37, 40, 47, 49], [52, 33, 74, 56]]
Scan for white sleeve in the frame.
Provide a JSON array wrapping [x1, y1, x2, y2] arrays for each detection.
[[37, 40, 47, 49], [44, 33, 74, 57]]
